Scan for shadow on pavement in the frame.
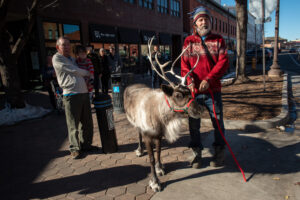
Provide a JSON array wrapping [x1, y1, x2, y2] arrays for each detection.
[[27, 165, 148, 199], [0, 113, 68, 199], [163, 131, 300, 188]]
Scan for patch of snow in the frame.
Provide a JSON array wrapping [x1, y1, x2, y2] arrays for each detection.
[[0, 103, 51, 126]]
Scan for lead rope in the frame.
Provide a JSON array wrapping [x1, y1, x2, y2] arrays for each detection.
[[208, 88, 247, 182]]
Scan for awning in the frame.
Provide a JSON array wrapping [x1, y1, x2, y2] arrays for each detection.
[[118, 27, 139, 43], [159, 33, 172, 45], [89, 24, 117, 43], [140, 30, 158, 44]]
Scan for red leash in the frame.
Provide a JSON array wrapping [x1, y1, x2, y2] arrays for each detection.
[[208, 88, 247, 182]]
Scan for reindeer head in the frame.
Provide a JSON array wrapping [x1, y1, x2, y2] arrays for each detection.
[[147, 37, 203, 119]]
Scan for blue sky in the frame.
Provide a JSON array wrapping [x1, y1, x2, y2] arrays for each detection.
[[221, 0, 300, 41]]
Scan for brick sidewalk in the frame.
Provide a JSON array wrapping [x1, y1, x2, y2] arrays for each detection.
[[1, 73, 215, 200], [1, 103, 213, 200]]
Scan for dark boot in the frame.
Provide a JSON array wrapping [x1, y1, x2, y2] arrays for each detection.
[[210, 146, 225, 167], [189, 147, 202, 169]]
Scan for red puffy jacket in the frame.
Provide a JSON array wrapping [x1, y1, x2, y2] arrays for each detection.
[[181, 33, 229, 94]]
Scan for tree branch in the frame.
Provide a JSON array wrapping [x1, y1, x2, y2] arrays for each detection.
[[11, 0, 40, 60], [40, 0, 58, 10], [0, 0, 9, 30], [11, 0, 59, 59]]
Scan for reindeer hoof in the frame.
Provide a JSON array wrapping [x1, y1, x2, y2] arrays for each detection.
[[135, 149, 144, 157], [149, 179, 161, 192], [155, 165, 165, 176]]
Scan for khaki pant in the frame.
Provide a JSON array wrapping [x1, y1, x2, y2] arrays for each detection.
[[63, 93, 93, 152]]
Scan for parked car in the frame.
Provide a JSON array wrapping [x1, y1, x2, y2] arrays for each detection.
[[227, 50, 236, 70], [289, 48, 297, 53], [246, 49, 272, 64]]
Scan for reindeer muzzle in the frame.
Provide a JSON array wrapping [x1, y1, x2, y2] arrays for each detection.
[[164, 95, 195, 114]]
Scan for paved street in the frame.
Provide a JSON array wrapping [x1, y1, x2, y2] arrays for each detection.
[[1, 53, 300, 200]]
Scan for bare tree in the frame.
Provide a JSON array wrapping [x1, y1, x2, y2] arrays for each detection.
[[234, 0, 249, 83], [0, 0, 58, 108]]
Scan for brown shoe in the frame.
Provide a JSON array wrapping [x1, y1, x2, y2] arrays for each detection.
[[189, 147, 202, 169], [210, 146, 225, 167], [70, 151, 80, 159]]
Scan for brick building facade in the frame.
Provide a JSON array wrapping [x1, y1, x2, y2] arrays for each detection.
[[6, 0, 183, 87], [6, 0, 240, 89], [182, 0, 237, 50]]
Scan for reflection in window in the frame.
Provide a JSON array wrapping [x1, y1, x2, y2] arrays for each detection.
[[119, 44, 129, 59], [124, 0, 134, 3], [170, 0, 180, 17], [48, 29, 53, 39], [159, 45, 170, 61], [63, 24, 80, 41], [139, 0, 153, 9], [158, 0, 168, 14], [119, 44, 139, 72], [90, 43, 104, 53], [141, 45, 149, 57], [43, 22, 57, 40]]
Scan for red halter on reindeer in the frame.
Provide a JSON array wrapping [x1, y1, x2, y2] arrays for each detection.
[[123, 37, 204, 192]]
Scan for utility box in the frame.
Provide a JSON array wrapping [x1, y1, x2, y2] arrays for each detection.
[[111, 73, 134, 113]]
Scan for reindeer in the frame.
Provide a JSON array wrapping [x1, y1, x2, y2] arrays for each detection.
[[123, 37, 203, 192]]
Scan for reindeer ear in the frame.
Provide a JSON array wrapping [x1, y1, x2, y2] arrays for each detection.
[[161, 84, 174, 96]]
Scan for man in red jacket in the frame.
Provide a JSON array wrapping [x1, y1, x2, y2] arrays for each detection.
[[181, 6, 229, 168]]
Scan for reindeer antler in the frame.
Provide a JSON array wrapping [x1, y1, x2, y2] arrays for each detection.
[[147, 37, 200, 87], [147, 37, 175, 87], [166, 46, 189, 79]]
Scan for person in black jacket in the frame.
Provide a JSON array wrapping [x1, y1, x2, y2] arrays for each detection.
[[87, 46, 102, 97], [99, 48, 110, 94]]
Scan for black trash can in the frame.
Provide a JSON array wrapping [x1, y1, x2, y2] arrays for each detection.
[[111, 73, 134, 113], [94, 93, 118, 153]]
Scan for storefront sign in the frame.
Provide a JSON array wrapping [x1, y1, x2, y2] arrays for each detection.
[[90, 24, 116, 43], [140, 30, 158, 44], [94, 31, 115, 40]]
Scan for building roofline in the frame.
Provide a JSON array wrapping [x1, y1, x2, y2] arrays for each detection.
[[204, 0, 236, 19]]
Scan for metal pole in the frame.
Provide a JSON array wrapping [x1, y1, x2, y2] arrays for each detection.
[[262, 0, 266, 92], [255, 24, 257, 64], [227, 8, 230, 43], [268, 0, 282, 77]]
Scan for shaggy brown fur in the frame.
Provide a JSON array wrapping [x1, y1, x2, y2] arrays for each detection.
[[124, 83, 202, 192]]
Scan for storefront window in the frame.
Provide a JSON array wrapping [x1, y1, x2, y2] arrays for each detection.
[[89, 43, 115, 55], [118, 44, 139, 72], [43, 22, 58, 40], [159, 45, 170, 61], [43, 22, 81, 57], [104, 43, 114, 54], [63, 24, 81, 41], [90, 43, 103, 53], [140, 44, 149, 71]]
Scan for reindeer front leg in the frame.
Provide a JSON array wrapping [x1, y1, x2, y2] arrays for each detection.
[[135, 129, 144, 157], [145, 136, 161, 192], [154, 138, 165, 176]]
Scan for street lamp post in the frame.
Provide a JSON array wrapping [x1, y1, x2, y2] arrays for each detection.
[[268, 0, 282, 77], [262, 0, 266, 91]]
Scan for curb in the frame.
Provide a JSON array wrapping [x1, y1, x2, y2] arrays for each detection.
[[201, 73, 289, 130]]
